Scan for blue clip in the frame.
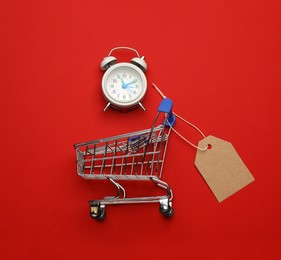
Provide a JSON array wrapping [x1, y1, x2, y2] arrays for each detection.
[[158, 98, 176, 127]]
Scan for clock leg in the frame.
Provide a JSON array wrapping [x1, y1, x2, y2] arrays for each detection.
[[138, 102, 146, 111], [103, 102, 111, 111]]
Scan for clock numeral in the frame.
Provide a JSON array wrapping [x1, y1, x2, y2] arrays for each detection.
[[113, 79, 117, 83], [117, 75, 121, 79], [113, 89, 116, 94], [123, 95, 126, 99], [122, 73, 127, 78]]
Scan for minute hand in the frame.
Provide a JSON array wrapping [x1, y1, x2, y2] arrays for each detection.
[[124, 79, 137, 87]]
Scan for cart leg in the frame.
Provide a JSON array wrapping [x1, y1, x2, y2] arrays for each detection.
[[151, 177, 174, 218], [150, 177, 173, 200], [105, 177, 126, 199]]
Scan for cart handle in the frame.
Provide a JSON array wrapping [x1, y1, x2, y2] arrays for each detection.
[[158, 98, 176, 127]]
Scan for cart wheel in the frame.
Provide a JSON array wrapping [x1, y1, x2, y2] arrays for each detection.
[[90, 205, 99, 219], [160, 205, 174, 218], [90, 204, 106, 221], [97, 207, 106, 221], [164, 206, 174, 218]]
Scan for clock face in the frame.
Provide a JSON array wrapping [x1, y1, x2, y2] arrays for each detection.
[[102, 63, 147, 109]]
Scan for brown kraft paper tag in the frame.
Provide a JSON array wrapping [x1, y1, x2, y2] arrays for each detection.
[[195, 135, 255, 202]]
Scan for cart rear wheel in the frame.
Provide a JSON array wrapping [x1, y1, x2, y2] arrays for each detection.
[[90, 204, 106, 221], [97, 208, 106, 221], [90, 205, 99, 218]]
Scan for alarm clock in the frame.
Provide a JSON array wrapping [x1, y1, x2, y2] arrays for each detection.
[[100, 47, 147, 111]]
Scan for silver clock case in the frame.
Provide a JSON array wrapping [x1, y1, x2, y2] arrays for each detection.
[[102, 62, 147, 111], [100, 56, 117, 71], [131, 56, 147, 72]]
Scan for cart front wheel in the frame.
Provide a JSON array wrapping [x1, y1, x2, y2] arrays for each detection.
[[160, 204, 174, 218]]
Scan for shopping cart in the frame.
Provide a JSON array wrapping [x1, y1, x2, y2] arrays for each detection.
[[74, 98, 176, 221]]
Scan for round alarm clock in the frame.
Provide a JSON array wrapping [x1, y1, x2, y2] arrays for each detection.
[[100, 47, 147, 111]]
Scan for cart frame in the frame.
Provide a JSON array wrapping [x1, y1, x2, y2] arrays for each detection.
[[74, 98, 175, 220]]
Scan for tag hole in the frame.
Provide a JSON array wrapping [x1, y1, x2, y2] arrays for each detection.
[[207, 144, 212, 149]]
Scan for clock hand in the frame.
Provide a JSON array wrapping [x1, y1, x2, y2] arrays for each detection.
[[121, 78, 137, 89], [126, 85, 137, 90], [124, 79, 137, 86], [126, 86, 136, 94], [121, 78, 127, 89]]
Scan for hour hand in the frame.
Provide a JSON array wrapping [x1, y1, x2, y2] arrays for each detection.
[[121, 78, 126, 88]]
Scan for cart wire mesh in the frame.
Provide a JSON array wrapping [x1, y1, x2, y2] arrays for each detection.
[[74, 123, 171, 181]]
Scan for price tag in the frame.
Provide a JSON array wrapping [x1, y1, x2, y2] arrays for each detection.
[[195, 135, 255, 202]]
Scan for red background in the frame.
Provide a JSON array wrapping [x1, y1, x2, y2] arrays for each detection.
[[1, 0, 280, 259]]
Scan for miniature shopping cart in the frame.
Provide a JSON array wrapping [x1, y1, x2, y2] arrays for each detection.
[[74, 99, 176, 221]]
